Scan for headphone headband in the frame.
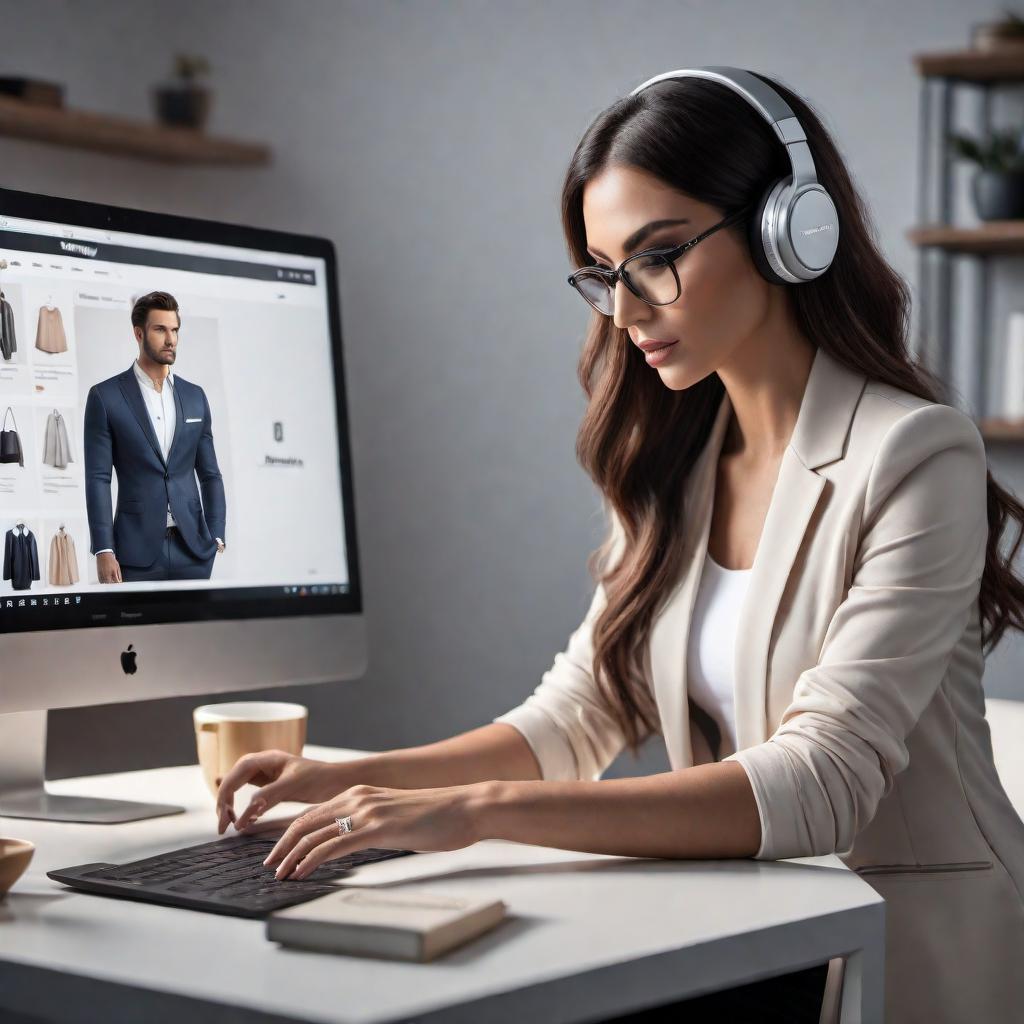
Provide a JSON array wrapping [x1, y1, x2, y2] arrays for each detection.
[[629, 66, 838, 284], [632, 67, 800, 141]]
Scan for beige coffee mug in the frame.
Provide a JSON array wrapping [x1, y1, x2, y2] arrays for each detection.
[[0, 838, 34, 899], [193, 701, 307, 799]]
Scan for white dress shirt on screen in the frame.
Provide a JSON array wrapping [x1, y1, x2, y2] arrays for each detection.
[[133, 359, 177, 528]]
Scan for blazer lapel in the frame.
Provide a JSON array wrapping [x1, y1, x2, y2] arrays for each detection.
[[730, 443, 827, 751], [117, 366, 165, 466], [165, 379, 184, 465], [649, 346, 868, 768], [649, 392, 732, 769]]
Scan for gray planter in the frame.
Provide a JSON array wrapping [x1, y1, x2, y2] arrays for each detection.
[[972, 169, 1024, 220], [153, 85, 211, 130]]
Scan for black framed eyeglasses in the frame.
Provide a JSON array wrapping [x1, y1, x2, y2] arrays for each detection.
[[567, 203, 755, 316]]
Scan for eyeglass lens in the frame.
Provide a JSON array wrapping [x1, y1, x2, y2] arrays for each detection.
[[575, 253, 679, 314]]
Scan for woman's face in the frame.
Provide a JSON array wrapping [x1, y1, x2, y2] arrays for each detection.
[[581, 163, 771, 391]]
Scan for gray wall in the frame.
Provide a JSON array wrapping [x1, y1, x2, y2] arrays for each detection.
[[0, 0, 1018, 781]]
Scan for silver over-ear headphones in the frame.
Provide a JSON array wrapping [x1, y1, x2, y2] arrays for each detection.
[[629, 66, 839, 286]]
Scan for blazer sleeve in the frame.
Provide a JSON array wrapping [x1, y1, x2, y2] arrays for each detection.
[[492, 509, 642, 781], [83, 386, 116, 555], [195, 389, 226, 543], [723, 403, 989, 860]]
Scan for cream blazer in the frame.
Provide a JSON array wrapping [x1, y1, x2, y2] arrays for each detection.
[[493, 345, 1024, 1023], [48, 527, 79, 587]]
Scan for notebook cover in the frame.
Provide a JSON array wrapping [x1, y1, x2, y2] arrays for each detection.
[[266, 885, 508, 961]]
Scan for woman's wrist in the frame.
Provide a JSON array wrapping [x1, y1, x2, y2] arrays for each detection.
[[313, 764, 500, 846], [467, 779, 513, 842], [320, 752, 405, 795]]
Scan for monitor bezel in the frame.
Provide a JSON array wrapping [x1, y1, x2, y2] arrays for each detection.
[[0, 185, 363, 634]]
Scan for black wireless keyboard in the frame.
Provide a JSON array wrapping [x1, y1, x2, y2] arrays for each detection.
[[48, 832, 417, 918]]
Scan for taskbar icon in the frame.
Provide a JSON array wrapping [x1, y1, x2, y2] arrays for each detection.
[[3, 594, 81, 610], [279, 584, 346, 597]]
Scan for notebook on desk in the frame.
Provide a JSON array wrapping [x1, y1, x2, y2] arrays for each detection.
[[266, 886, 508, 961]]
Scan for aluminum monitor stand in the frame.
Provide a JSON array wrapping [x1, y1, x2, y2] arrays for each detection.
[[0, 709, 184, 823]]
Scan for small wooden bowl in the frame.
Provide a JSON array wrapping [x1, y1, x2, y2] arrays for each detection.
[[0, 839, 35, 898]]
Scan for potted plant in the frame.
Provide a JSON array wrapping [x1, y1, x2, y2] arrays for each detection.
[[972, 10, 1024, 51], [153, 54, 212, 130], [948, 127, 1024, 220]]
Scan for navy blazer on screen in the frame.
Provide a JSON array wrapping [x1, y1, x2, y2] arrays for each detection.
[[83, 366, 227, 568], [3, 527, 40, 590]]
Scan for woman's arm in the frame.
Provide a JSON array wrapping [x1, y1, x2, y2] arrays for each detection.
[[348, 722, 543, 789], [476, 761, 762, 859], [220, 722, 543, 832], [263, 760, 763, 878]]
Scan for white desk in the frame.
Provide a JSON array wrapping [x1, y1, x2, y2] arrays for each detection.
[[0, 745, 885, 1024]]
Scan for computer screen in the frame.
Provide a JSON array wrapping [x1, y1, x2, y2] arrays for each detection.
[[0, 187, 361, 634], [0, 185, 367, 751]]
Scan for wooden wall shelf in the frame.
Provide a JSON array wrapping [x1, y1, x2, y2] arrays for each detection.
[[0, 95, 271, 165], [907, 222, 1024, 254], [913, 48, 1024, 82], [977, 417, 1024, 441]]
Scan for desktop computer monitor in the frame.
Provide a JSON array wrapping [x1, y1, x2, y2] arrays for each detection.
[[0, 186, 365, 822]]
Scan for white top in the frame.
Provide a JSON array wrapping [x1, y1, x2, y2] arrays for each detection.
[[133, 359, 177, 528], [685, 548, 752, 758]]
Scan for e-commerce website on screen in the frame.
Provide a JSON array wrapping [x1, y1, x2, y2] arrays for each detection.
[[0, 218, 349, 607]]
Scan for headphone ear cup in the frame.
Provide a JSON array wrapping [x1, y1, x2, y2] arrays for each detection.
[[748, 179, 789, 285]]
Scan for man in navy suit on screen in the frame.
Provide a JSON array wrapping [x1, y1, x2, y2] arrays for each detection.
[[84, 290, 227, 583]]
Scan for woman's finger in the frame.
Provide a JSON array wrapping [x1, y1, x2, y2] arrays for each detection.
[[290, 834, 364, 880], [216, 789, 240, 835], [236, 811, 301, 836], [234, 776, 292, 831], [215, 752, 276, 833], [264, 807, 333, 866], [216, 802, 236, 836], [273, 823, 340, 879], [232, 795, 266, 833]]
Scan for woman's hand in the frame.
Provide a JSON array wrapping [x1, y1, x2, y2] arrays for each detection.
[[215, 749, 346, 834], [263, 782, 491, 880]]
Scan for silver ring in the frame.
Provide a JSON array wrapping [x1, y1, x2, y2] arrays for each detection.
[[335, 815, 354, 835]]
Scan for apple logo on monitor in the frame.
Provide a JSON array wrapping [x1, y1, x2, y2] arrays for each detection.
[[121, 644, 138, 675]]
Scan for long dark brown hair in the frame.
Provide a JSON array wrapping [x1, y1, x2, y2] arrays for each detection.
[[560, 72, 1024, 758]]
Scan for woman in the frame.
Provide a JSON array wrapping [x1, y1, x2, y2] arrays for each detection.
[[216, 69, 1024, 1022]]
